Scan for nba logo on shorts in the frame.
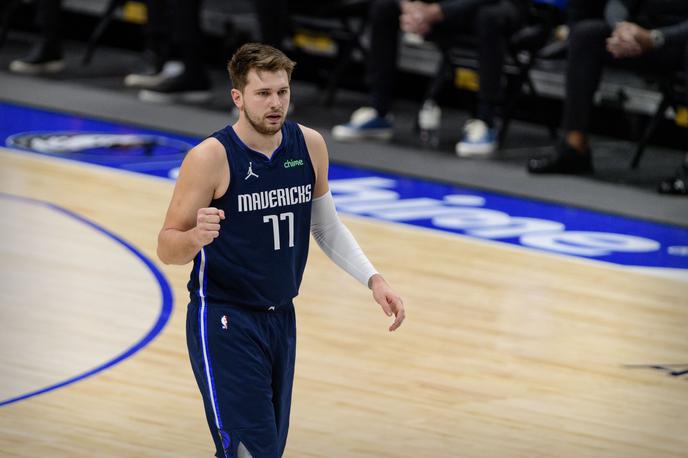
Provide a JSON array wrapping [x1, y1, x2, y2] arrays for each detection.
[[221, 315, 229, 330]]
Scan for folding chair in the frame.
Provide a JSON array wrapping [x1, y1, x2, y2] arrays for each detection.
[[630, 71, 686, 169], [288, 0, 371, 105]]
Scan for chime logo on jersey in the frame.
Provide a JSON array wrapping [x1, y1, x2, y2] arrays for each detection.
[[237, 184, 312, 212], [221, 315, 229, 330], [284, 159, 304, 168]]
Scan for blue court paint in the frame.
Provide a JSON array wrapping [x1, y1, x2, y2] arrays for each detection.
[[0, 101, 195, 179], [0, 193, 174, 407], [1, 101, 687, 271], [327, 173, 688, 270]]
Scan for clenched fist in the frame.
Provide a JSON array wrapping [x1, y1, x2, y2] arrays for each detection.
[[194, 207, 225, 247]]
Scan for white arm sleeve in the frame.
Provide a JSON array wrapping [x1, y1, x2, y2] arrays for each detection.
[[310, 191, 378, 287]]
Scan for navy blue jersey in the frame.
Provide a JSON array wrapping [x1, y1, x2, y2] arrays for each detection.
[[188, 121, 316, 310]]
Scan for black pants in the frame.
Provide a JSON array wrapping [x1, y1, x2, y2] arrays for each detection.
[[35, 0, 61, 48], [254, 0, 315, 48], [563, 19, 688, 133], [144, 0, 171, 66], [367, 0, 523, 124], [566, 0, 604, 24], [142, 0, 204, 73], [255, 0, 291, 48], [168, 0, 205, 73]]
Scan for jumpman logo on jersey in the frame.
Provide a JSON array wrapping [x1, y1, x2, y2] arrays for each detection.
[[245, 161, 259, 180]]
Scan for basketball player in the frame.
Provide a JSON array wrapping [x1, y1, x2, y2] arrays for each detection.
[[156, 43, 405, 458]]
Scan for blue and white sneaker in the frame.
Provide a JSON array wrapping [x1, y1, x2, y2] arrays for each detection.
[[332, 107, 393, 141], [455, 119, 497, 157]]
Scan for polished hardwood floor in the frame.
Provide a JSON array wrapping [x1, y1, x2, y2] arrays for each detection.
[[1, 148, 686, 457]]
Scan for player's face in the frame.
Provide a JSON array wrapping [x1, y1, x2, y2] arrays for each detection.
[[239, 69, 290, 136]]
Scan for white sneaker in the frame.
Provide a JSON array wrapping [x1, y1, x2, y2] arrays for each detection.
[[418, 100, 441, 147], [418, 100, 441, 131], [331, 107, 393, 141], [124, 61, 184, 89], [456, 119, 497, 157], [9, 58, 65, 75]]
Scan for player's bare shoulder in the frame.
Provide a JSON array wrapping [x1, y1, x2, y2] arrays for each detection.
[[298, 124, 325, 148], [298, 124, 329, 196], [186, 137, 227, 169], [298, 124, 328, 167], [179, 136, 230, 198]]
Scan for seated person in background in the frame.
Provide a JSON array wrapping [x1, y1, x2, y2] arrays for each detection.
[[567, 0, 605, 24], [136, 0, 212, 103], [9, 0, 63, 74], [528, 0, 688, 174], [8, 0, 210, 104], [658, 152, 688, 195], [123, 0, 184, 91], [332, 0, 530, 157]]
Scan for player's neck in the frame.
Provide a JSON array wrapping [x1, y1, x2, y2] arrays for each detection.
[[233, 118, 283, 158]]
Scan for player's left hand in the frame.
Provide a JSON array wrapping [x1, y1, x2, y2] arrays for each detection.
[[369, 274, 406, 332]]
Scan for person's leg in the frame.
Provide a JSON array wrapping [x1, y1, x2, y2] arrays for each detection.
[[331, 0, 398, 141], [187, 303, 281, 458], [561, 19, 610, 152], [145, 0, 171, 69], [254, 0, 289, 48], [656, 41, 688, 194], [368, 0, 402, 117], [9, 0, 64, 73], [272, 305, 297, 456], [528, 18, 609, 173], [171, 0, 205, 78], [123, 0, 182, 88], [416, 14, 474, 148], [475, 0, 524, 128], [566, 0, 604, 24], [684, 41, 688, 100], [36, 0, 62, 51], [454, 0, 523, 157], [138, 0, 212, 102]]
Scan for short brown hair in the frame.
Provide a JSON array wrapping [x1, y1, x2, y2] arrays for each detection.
[[228, 43, 296, 91]]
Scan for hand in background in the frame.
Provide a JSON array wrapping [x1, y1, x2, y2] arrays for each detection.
[[607, 21, 653, 58], [400, 1, 443, 36]]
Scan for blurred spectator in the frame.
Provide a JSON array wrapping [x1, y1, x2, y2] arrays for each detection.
[[7, 0, 209, 104], [124, 0, 184, 90], [9, 0, 63, 74], [537, 0, 603, 59], [658, 153, 688, 194], [137, 0, 212, 103], [528, 0, 688, 175], [254, 0, 302, 48], [331, 0, 533, 157], [567, 0, 605, 24]]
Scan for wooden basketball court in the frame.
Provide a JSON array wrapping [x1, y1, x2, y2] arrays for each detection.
[[1, 147, 686, 457]]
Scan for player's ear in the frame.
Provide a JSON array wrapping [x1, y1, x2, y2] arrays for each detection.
[[231, 88, 242, 109]]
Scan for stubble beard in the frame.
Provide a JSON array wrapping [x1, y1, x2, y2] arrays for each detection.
[[244, 105, 284, 136]]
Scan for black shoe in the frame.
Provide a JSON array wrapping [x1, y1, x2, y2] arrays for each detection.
[[138, 71, 212, 103], [527, 141, 593, 175], [9, 42, 64, 75]]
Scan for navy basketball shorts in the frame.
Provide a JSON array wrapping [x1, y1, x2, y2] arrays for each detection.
[[186, 301, 296, 458]]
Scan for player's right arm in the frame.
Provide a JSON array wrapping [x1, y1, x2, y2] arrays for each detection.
[[157, 138, 228, 265]]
